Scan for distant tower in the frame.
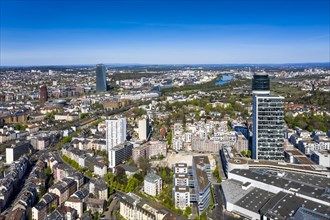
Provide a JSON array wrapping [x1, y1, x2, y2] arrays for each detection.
[[96, 64, 107, 92], [252, 73, 284, 161], [39, 85, 48, 105]]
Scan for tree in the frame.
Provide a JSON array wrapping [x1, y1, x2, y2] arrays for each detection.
[[137, 156, 151, 176], [93, 212, 99, 220], [45, 167, 52, 176], [166, 131, 172, 147], [241, 150, 247, 156], [161, 170, 166, 181], [125, 177, 139, 192], [185, 206, 192, 216], [14, 123, 27, 131], [200, 211, 207, 220], [247, 150, 252, 158], [80, 113, 88, 119]]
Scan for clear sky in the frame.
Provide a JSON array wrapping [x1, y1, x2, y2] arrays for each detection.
[[1, 0, 329, 66]]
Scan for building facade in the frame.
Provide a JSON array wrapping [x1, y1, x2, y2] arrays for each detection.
[[106, 118, 127, 167], [144, 173, 162, 196], [138, 118, 149, 141], [39, 85, 48, 105], [108, 142, 133, 168], [96, 64, 107, 91], [252, 73, 285, 161]]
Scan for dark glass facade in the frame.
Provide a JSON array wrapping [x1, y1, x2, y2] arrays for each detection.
[[96, 64, 107, 91], [252, 74, 270, 91]]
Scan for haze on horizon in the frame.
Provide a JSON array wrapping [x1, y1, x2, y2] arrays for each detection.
[[0, 0, 329, 66]]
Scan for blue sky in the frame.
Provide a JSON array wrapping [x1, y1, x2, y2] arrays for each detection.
[[1, 0, 329, 66]]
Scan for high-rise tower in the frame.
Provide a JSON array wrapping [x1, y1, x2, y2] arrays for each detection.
[[252, 73, 284, 161], [39, 85, 48, 105], [96, 64, 107, 91], [106, 118, 127, 150], [106, 118, 128, 168]]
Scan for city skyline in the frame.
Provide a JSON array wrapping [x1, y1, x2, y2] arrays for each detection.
[[1, 0, 329, 66]]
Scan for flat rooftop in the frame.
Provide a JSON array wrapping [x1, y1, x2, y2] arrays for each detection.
[[260, 191, 330, 219], [235, 188, 275, 213], [230, 169, 330, 204]]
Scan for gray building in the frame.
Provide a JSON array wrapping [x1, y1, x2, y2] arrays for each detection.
[[96, 64, 107, 92], [252, 73, 285, 161]]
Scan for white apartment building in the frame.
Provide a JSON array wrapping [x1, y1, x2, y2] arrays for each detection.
[[144, 173, 162, 196], [174, 186, 190, 210], [106, 118, 127, 150], [106, 118, 127, 167], [138, 118, 149, 141]]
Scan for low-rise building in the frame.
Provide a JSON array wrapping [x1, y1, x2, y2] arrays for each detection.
[[119, 192, 171, 220], [32, 193, 58, 220], [55, 114, 79, 122], [65, 197, 83, 218], [311, 150, 330, 168], [85, 198, 105, 214], [45, 206, 78, 220], [144, 173, 162, 196], [48, 178, 77, 204], [89, 180, 108, 200]]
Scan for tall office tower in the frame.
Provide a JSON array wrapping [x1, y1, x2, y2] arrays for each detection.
[[106, 118, 127, 150], [252, 73, 285, 161], [138, 118, 149, 141], [96, 64, 107, 91], [39, 85, 48, 105]]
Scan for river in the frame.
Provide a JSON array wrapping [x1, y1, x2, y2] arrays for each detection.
[[215, 74, 234, 85]]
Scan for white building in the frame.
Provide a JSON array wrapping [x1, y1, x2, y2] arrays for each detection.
[[6, 142, 30, 164], [119, 192, 168, 220], [311, 150, 330, 167], [65, 197, 83, 218], [106, 118, 127, 167], [144, 173, 162, 196], [138, 118, 149, 141], [106, 118, 127, 150], [174, 186, 190, 210], [174, 163, 188, 174]]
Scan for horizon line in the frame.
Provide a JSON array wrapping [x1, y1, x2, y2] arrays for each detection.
[[1, 61, 330, 68]]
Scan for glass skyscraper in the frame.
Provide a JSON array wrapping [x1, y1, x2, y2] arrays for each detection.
[[96, 64, 107, 91], [252, 73, 285, 161]]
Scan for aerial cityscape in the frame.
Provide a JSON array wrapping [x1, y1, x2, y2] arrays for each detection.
[[0, 0, 329, 220]]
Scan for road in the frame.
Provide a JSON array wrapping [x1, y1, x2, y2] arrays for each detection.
[[54, 151, 91, 181], [209, 183, 225, 220]]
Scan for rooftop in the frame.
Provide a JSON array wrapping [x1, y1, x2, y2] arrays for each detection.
[[145, 173, 162, 182], [230, 169, 330, 204], [260, 191, 330, 219]]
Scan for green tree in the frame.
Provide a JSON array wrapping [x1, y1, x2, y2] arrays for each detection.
[[166, 131, 172, 147], [93, 212, 99, 220], [45, 167, 52, 176], [247, 150, 252, 158], [185, 206, 192, 216], [241, 150, 247, 156], [137, 156, 151, 176], [161, 169, 167, 181]]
